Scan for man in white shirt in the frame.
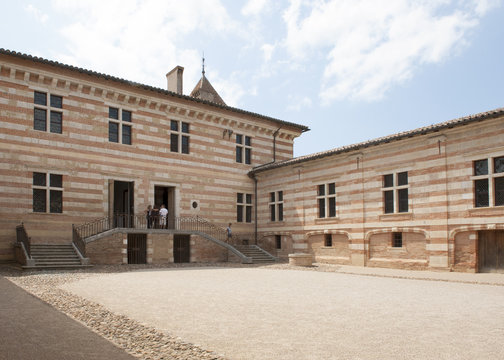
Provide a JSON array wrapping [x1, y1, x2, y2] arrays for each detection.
[[159, 204, 168, 229]]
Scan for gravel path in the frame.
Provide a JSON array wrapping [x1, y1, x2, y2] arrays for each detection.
[[4, 264, 504, 360]]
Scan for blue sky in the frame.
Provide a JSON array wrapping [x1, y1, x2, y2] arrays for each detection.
[[2, 0, 503, 157]]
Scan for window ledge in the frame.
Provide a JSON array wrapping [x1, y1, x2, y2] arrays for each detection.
[[468, 206, 504, 217], [314, 217, 340, 224], [379, 212, 413, 221]]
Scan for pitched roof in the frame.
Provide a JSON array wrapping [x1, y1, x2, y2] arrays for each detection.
[[250, 106, 504, 175], [0, 49, 309, 132], [190, 74, 226, 106]]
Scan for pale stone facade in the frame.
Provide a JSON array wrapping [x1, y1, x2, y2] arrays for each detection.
[[1, 49, 503, 272]]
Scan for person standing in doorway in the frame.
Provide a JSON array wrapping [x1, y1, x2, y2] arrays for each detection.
[[226, 223, 232, 242], [159, 204, 168, 229], [146, 205, 158, 229]]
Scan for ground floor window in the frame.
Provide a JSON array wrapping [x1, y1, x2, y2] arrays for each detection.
[[33, 172, 63, 213], [275, 235, 282, 249], [392, 232, 403, 248]]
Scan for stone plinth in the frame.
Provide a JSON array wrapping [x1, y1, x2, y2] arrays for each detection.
[[289, 253, 314, 267]]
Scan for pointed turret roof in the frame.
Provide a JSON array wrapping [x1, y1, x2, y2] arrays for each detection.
[[190, 74, 226, 106]]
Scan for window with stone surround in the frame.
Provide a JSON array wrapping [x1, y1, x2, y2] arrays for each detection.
[[236, 134, 251, 164], [237, 193, 252, 223], [269, 191, 284, 222], [382, 171, 409, 214], [34, 91, 62, 134], [392, 232, 403, 247], [317, 182, 337, 218], [33, 172, 63, 213], [170, 120, 190, 154], [473, 156, 504, 207], [109, 107, 132, 145], [324, 234, 333, 247]]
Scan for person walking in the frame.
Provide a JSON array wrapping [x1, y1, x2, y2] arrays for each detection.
[[226, 223, 232, 242]]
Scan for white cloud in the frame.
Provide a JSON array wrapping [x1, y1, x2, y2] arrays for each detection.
[[242, 0, 269, 16], [24, 4, 49, 24], [282, 0, 499, 102], [287, 95, 312, 111], [261, 43, 275, 62]]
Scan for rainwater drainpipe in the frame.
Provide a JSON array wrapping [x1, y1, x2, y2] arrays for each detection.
[[253, 174, 258, 245], [273, 126, 282, 163]]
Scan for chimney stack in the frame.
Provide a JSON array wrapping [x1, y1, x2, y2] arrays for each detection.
[[166, 66, 184, 95]]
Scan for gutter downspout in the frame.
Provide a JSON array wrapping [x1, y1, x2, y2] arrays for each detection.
[[273, 126, 282, 163], [253, 174, 258, 245]]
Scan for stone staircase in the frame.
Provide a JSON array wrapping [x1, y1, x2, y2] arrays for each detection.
[[234, 245, 277, 263], [24, 244, 90, 270]]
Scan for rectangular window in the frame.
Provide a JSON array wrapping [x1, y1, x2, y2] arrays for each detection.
[[317, 183, 337, 218], [33, 172, 63, 213], [171, 120, 190, 154], [324, 234, 332, 247], [382, 172, 409, 214], [275, 235, 282, 249], [236, 134, 252, 164], [237, 193, 253, 223], [269, 191, 284, 222], [34, 91, 62, 134], [473, 157, 504, 207], [392, 232, 403, 248], [109, 107, 132, 145]]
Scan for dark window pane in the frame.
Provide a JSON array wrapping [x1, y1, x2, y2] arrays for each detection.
[[50, 190, 63, 213], [245, 148, 251, 164], [318, 184, 325, 196], [181, 135, 189, 154], [245, 136, 251, 146], [246, 205, 252, 223], [246, 194, 252, 204], [278, 203, 283, 221], [50, 111, 62, 134], [170, 133, 179, 152], [109, 122, 119, 142], [328, 183, 336, 195], [384, 174, 393, 187], [50, 95, 62, 109], [384, 190, 394, 213], [318, 198, 325, 218], [181, 122, 189, 133], [171, 120, 178, 131], [328, 197, 336, 217], [33, 172, 46, 186], [270, 204, 275, 221], [270, 192, 275, 202], [494, 157, 504, 174], [236, 134, 243, 144], [122, 110, 131, 122], [393, 233, 403, 247], [122, 124, 131, 145], [398, 188, 408, 212], [34, 91, 47, 106], [278, 191, 283, 201], [33, 189, 46, 212], [50, 174, 62, 188], [34, 108, 46, 131], [495, 177, 504, 206], [236, 146, 243, 163], [474, 159, 488, 176], [237, 205, 243, 222], [109, 107, 119, 119], [237, 193, 243, 203], [475, 179, 489, 207], [397, 172, 408, 186], [276, 235, 281, 249], [325, 234, 332, 247]]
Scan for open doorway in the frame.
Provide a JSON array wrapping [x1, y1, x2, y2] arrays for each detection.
[[154, 186, 175, 228], [109, 180, 134, 227]]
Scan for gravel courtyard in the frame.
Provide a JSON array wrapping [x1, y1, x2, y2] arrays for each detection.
[[58, 267, 504, 360]]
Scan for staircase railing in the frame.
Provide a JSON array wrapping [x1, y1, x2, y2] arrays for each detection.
[[16, 223, 31, 257], [72, 225, 86, 257]]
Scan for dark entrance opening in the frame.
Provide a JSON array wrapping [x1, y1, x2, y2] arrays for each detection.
[[478, 230, 504, 272], [128, 233, 147, 264], [111, 180, 134, 227], [174, 234, 190, 263], [154, 186, 175, 228]]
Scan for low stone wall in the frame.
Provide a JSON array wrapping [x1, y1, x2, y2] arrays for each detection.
[[289, 253, 314, 266], [86, 233, 125, 265]]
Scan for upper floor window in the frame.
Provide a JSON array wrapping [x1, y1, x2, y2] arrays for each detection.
[[269, 191, 284, 222], [170, 120, 190, 154], [34, 91, 62, 134], [33, 172, 63, 213], [383, 171, 409, 214], [237, 193, 252, 223], [109, 107, 132, 145], [317, 183, 337, 218], [473, 157, 504, 207], [236, 134, 251, 164]]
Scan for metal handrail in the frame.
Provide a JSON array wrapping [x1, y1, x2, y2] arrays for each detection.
[[72, 224, 86, 257], [16, 223, 31, 257]]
